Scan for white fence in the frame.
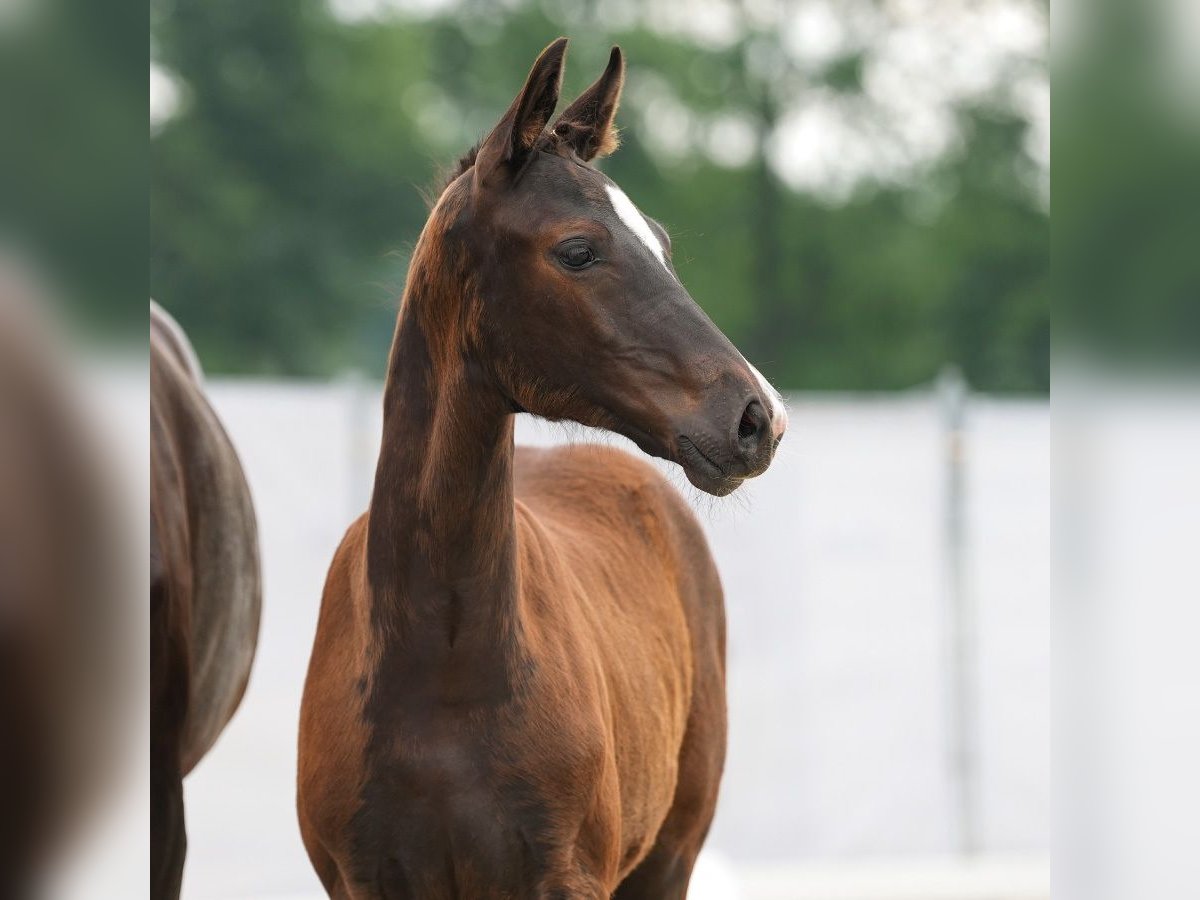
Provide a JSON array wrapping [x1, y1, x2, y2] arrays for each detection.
[[179, 381, 1049, 899]]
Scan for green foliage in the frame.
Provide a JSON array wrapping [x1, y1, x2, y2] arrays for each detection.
[[1055, 0, 1200, 367], [151, 0, 1048, 391], [1, 0, 145, 334]]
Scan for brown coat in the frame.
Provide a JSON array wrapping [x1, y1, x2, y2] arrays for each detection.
[[298, 38, 784, 899]]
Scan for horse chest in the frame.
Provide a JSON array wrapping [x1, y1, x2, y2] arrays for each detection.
[[347, 709, 617, 897]]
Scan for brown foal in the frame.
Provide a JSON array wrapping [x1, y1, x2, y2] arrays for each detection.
[[297, 39, 786, 899], [151, 302, 262, 899]]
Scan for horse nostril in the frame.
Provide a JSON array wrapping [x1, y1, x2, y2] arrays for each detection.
[[738, 409, 758, 441], [737, 400, 767, 450]]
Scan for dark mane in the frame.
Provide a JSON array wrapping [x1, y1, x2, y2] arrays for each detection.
[[441, 141, 481, 194], [433, 132, 565, 204]]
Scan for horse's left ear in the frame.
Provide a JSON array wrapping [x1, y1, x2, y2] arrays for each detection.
[[553, 46, 624, 162]]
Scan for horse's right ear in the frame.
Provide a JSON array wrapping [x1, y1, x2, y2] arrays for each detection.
[[474, 38, 568, 189]]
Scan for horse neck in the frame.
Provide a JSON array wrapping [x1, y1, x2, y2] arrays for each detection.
[[364, 278, 520, 651]]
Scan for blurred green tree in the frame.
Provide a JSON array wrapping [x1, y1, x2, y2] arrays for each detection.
[[151, 0, 1048, 391]]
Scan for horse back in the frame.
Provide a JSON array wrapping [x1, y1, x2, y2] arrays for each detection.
[[296, 514, 374, 892]]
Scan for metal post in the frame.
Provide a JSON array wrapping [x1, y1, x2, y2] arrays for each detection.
[[938, 364, 978, 856]]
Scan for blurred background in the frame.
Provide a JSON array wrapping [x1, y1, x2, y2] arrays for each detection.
[[147, 0, 1049, 898], [8, 0, 1200, 896], [149, 0, 1049, 392]]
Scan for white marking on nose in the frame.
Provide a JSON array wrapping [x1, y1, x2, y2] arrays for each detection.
[[604, 183, 671, 274], [743, 356, 789, 440]]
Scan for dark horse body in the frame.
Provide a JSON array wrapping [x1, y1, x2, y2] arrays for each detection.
[[0, 275, 123, 896], [151, 301, 261, 898], [298, 40, 785, 899]]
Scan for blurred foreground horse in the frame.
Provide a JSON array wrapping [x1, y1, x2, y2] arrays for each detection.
[[151, 301, 261, 899], [297, 39, 786, 899], [0, 267, 125, 897]]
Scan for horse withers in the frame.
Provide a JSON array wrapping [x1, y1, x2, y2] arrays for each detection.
[[150, 301, 261, 899], [297, 39, 786, 899]]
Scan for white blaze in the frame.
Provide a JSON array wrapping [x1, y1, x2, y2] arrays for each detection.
[[604, 182, 787, 441], [604, 183, 671, 273], [744, 356, 789, 440]]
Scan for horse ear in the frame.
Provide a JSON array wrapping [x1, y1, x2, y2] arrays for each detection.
[[552, 46, 624, 162], [474, 37, 568, 187]]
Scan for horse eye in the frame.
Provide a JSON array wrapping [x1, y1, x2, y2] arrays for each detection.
[[557, 241, 596, 270]]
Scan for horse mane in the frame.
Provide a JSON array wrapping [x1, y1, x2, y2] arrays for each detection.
[[432, 132, 567, 206], [440, 141, 482, 195]]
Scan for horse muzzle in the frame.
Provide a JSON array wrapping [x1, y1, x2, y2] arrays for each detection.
[[674, 393, 787, 496]]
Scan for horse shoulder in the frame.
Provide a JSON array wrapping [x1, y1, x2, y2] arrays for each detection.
[[512, 444, 721, 857], [513, 443, 712, 585]]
